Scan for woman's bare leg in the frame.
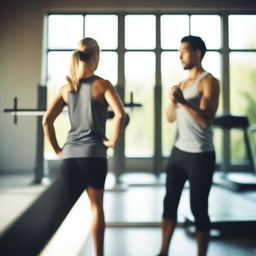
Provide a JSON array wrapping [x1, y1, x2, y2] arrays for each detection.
[[87, 187, 105, 256]]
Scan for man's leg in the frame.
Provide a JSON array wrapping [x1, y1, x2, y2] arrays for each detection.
[[158, 148, 187, 255], [159, 218, 177, 255], [187, 151, 215, 256], [195, 230, 210, 256]]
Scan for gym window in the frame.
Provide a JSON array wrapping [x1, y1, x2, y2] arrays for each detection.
[[44, 12, 256, 171]]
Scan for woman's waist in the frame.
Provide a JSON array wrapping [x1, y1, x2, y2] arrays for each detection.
[[62, 143, 107, 158], [67, 129, 105, 142]]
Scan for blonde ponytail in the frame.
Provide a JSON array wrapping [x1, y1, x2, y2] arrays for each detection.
[[66, 38, 100, 91], [66, 51, 80, 91]]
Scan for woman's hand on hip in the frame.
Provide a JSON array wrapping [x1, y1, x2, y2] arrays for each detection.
[[56, 150, 63, 159], [102, 138, 115, 148]]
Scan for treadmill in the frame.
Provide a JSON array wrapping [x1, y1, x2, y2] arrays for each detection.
[[213, 114, 256, 191]]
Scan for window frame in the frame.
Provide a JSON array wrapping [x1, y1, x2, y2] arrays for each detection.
[[43, 11, 256, 175]]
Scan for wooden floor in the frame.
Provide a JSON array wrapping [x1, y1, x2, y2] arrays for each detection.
[[0, 172, 256, 256]]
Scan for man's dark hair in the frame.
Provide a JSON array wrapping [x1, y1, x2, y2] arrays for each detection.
[[181, 35, 207, 59]]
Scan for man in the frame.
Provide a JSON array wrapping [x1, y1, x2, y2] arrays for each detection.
[[157, 36, 220, 256]]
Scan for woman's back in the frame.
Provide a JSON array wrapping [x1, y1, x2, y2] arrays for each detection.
[[62, 75, 108, 159]]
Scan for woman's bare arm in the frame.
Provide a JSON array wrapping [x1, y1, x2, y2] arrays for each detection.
[[102, 80, 126, 147], [42, 87, 66, 157]]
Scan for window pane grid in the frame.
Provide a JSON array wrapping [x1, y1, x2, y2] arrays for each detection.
[[45, 13, 255, 167]]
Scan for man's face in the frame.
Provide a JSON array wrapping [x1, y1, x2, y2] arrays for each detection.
[[179, 42, 198, 70]]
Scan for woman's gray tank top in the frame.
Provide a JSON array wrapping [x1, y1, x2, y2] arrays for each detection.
[[174, 71, 214, 153], [62, 76, 108, 159]]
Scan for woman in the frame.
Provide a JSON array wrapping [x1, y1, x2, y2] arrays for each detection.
[[43, 37, 126, 256]]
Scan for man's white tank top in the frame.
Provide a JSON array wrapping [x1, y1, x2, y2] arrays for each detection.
[[174, 71, 214, 153]]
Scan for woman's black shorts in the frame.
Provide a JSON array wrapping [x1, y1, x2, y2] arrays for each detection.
[[62, 157, 107, 190]]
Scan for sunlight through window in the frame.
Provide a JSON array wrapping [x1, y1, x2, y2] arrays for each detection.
[[48, 15, 83, 49], [125, 15, 156, 49], [229, 15, 256, 49], [85, 15, 118, 49], [125, 52, 155, 157], [191, 15, 221, 49], [161, 15, 189, 49]]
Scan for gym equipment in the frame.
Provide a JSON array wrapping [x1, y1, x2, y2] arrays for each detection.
[[213, 114, 256, 191], [184, 185, 256, 237], [3, 88, 140, 184], [4, 93, 140, 125]]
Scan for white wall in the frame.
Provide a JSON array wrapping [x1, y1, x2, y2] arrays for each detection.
[[0, 0, 255, 173]]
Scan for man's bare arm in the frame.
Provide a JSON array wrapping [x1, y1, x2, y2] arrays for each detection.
[[174, 76, 220, 127], [166, 85, 180, 123]]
